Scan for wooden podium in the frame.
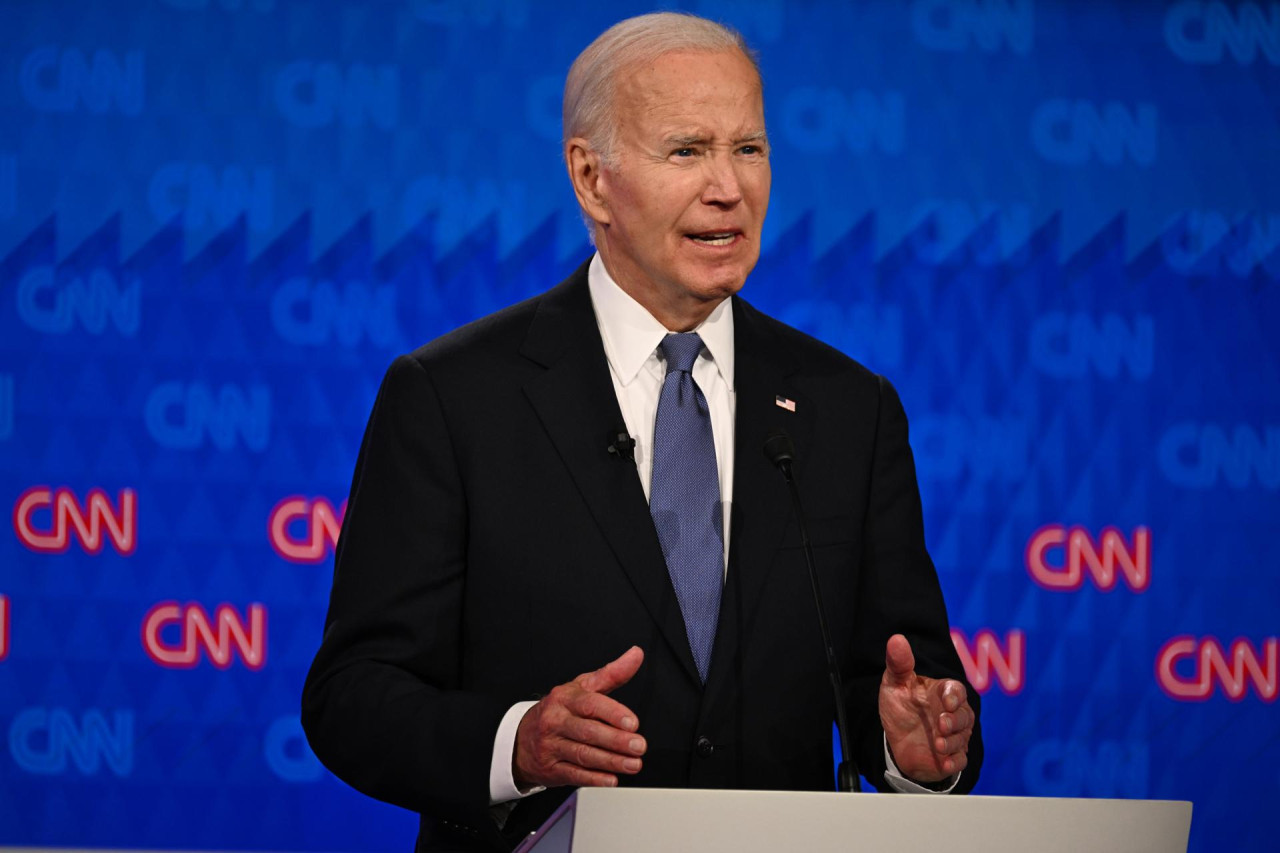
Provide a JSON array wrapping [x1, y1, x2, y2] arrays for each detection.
[[513, 787, 1192, 853]]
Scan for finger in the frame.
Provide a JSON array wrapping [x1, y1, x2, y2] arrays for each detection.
[[556, 738, 644, 775], [953, 702, 975, 733], [565, 689, 641, 733], [939, 679, 967, 713], [562, 716, 647, 757], [933, 732, 967, 755], [883, 634, 916, 686], [555, 763, 620, 788], [938, 705, 974, 736], [578, 646, 645, 696], [942, 752, 969, 776]]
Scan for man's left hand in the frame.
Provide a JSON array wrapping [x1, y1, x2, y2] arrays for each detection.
[[878, 633, 974, 784]]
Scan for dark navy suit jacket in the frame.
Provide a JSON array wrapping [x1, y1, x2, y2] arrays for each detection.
[[302, 260, 982, 851]]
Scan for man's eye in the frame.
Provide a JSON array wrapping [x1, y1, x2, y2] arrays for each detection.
[[673, 148, 695, 158], [740, 145, 763, 156]]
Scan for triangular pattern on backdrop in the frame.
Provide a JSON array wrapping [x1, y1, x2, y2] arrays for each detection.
[[0, 110, 1274, 850]]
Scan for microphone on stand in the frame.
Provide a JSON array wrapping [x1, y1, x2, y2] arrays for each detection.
[[763, 428, 861, 793]]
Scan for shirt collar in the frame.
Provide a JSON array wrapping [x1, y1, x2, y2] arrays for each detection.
[[587, 253, 736, 391]]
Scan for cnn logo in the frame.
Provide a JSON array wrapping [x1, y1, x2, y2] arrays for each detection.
[[1026, 525, 1150, 592], [142, 602, 266, 670], [951, 629, 1025, 695], [1157, 635, 1276, 702], [268, 496, 344, 563], [13, 487, 136, 555]]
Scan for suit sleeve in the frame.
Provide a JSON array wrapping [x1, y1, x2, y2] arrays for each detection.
[[846, 374, 983, 793], [301, 354, 510, 835]]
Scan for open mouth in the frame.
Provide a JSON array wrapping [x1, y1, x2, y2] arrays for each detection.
[[686, 231, 741, 247]]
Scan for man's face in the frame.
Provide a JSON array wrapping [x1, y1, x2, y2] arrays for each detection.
[[592, 48, 770, 327]]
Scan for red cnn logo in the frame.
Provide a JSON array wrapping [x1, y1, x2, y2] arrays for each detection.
[[268, 496, 345, 563], [141, 602, 267, 670], [1156, 635, 1277, 702], [13, 487, 137, 555], [1025, 525, 1150, 592], [0, 594, 9, 661], [951, 629, 1025, 695]]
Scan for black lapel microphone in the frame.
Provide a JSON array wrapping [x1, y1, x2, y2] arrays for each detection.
[[763, 428, 861, 793], [607, 430, 636, 462]]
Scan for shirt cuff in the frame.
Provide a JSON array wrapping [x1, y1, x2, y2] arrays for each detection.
[[489, 700, 545, 805], [883, 734, 961, 794]]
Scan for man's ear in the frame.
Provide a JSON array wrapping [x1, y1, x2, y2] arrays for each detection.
[[565, 138, 611, 227]]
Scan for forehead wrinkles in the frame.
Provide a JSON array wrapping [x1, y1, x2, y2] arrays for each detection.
[[617, 72, 764, 144], [615, 50, 760, 115]]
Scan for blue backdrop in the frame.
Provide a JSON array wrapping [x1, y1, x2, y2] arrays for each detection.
[[1, 1, 1277, 850]]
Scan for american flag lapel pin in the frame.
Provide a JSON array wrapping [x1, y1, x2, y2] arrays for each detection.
[[775, 394, 796, 412]]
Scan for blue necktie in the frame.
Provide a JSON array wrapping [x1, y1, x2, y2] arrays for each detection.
[[650, 332, 724, 682]]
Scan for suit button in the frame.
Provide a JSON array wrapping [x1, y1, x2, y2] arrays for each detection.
[[695, 736, 715, 758]]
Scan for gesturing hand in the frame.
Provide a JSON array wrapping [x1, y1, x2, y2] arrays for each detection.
[[878, 634, 974, 784], [513, 645, 647, 790]]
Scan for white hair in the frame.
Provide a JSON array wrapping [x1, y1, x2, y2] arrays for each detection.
[[562, 12, 759, 167]]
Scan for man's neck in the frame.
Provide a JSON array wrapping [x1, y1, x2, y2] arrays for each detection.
[[595, 248, 725, 332]]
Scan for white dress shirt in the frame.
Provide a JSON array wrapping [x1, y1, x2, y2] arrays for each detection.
[[587, 253, 737, 552], [487, 254, 955, 805]]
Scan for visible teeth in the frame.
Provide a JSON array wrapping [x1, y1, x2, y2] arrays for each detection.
[[691, 234, 734, 246]]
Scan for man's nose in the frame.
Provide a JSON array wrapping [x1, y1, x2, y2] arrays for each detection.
[[700, 154, 744, 206]]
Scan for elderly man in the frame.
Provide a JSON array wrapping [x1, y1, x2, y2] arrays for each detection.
[[303, 12, 981, 852]]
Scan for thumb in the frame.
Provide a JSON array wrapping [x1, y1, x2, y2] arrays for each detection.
[[884, 634, 916, 687], [579, 645, 644, 694]]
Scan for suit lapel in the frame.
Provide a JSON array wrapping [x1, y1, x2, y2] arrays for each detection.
[[705, 297, 814, 699], [520, 266, 701, 685]]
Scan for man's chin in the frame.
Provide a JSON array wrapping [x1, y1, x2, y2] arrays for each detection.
[[682, 254, 754, 288], [679, 277, 744, 305], [698, 268, 751, 299]]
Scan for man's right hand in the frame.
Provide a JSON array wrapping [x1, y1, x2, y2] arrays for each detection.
[[513, 645, 647, 790]]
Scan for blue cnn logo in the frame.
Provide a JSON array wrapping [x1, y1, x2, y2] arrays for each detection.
[[1031, 100, 1157, 167], [1023, 740, 1148, 798], [908, 199, 1032, 266], [1161, 210, 1280, 278], [9, 708, 133, 777], [779, 301, 902, 369], [401, 174, 530, 252], [19, 47, 143, 115], [149, 162, 274, 233], [274, 62, 399, 130], [1165, 1, 1280, 65], [16, 266, 140, 337], [1158, 423, 1280, 490], [271, 277, 402, 348], [264, 715, 323, 782], [911, 0, 1034, 55], [144, 381, 271, 452], [913, 414, 1029, 483], [780, 88, 904, 155], [1029, 312, 1154, 380]]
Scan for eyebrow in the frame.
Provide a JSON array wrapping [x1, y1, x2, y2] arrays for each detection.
[[662, 130, 770, 147]]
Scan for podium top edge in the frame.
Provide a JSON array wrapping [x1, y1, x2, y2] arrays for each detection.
[[571, 787, 1193, 809]]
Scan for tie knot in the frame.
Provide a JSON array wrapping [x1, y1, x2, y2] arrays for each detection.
[[660, 332, 704, 375]]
